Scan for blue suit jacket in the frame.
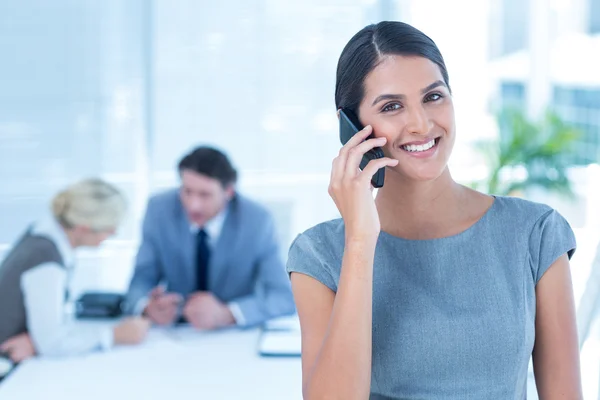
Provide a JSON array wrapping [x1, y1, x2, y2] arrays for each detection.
[[125, 189, 295, 326]]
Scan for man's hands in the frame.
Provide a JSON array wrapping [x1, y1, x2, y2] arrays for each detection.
[[183, 292, 235, 330], [143, 286, 183, 325], [143, 286, 236, 330]]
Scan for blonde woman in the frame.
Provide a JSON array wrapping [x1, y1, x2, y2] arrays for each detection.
[[0, 178, 149, 364]]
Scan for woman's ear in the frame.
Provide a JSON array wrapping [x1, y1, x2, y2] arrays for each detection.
[[336, 108, 341, 120]]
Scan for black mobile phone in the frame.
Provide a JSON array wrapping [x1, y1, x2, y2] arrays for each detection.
[[74, 292, 124, 319], [339, 108, 385, 188]]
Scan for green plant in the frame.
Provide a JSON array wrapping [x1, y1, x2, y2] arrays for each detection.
[[474, 108, 581, 197]]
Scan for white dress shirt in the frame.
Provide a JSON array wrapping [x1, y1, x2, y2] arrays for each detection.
[[20, 215, 113, 357], [190, 206, 245, 325], [136, 204, 246, 325]]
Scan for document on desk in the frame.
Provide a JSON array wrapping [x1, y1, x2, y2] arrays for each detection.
[[258, 314, 301, 357], [258, 330, 302, 357], [263, 314, 301, 331]]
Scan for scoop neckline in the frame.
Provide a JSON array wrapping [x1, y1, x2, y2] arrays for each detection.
[[378, 195, 498, 243]]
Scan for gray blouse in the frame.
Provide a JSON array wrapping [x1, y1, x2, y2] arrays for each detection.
[[287, 196, 576, 399]]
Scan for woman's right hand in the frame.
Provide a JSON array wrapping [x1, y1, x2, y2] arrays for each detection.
[[113, 317, 151, 345], [328, 125, 398, 241], [0, 333, 36, 362]]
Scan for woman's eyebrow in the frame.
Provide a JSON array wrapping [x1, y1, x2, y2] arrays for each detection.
[[371, 80, 446, 107]]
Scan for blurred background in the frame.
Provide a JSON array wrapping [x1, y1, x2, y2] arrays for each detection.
[[0, 0, 599, 397]]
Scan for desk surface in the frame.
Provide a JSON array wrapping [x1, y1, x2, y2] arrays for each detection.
[[0, 326, 302, 400]]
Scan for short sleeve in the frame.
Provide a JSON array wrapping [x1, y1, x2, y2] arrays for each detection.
[[286, 233, 338, 292], [528, 209, 576, 284]]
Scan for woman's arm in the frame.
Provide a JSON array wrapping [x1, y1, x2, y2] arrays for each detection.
[[0, 332, 35, 362], [293, 125, 397, 399], [21, 264, 114, 357], [292, 239, 376, 399], [533, 254, 582, 399]]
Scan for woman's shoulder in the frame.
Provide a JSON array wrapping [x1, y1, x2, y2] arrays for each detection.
[[300, 218, 345, 242], [489, 195, 556, 225], [487, 195, 576, 279], [289, 218, 346, 262], [286, 218, 345, 292]]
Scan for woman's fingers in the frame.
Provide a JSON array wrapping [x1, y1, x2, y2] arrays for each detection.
[[331, 125, 375, 185], [360, 157, 398, 184], [344, 136, 387, 180]]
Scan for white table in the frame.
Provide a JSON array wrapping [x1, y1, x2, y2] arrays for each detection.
[[0, 326, 302, 400]]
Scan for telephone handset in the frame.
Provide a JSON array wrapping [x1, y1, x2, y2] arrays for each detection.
[[339, 108, 385, 188]]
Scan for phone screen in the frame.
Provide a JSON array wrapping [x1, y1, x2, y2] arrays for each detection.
[[339, 108, 385, 188]]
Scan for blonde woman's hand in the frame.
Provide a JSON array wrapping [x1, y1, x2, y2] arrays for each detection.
[[0, 333, 36, 363], [113, 317, 151, 345]]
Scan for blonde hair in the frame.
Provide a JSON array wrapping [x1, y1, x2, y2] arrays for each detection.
[[51, 178, 127, 231]]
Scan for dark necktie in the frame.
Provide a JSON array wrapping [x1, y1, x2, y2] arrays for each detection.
[[196, 229, 211, 291]]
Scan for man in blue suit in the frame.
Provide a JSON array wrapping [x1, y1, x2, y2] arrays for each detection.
[[125, 146, 295, 329]]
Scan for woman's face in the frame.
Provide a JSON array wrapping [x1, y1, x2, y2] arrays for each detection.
[[357, 55, 455, 182], [74, 226, 115, 248]]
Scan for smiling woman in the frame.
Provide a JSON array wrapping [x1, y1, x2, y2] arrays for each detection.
[[286, 21, 582, 399], [354, 54, 455, 182]]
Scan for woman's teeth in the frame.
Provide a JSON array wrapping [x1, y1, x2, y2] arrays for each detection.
[[401, 139, 436, 153]]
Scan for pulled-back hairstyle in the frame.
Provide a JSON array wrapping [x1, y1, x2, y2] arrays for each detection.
[[335, 21, 450, 115]]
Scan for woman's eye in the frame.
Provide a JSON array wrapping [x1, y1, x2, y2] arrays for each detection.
[[425, 93, 443, 102], [382, 103, 401, 112]]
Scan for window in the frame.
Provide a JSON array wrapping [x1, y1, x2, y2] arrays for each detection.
[[0, 1, 149, 290], [554, 86, 600, 165], [501, 0, 530, 55], [591, 0, 600, 33], [500, 81, 527, 108]]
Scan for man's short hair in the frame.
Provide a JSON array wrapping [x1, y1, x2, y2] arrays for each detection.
[[178, 146, 237, 187]]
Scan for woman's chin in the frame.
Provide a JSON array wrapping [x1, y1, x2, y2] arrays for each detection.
[[390, 165, 448, 183]]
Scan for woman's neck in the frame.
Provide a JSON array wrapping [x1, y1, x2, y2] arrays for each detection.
[[63, 227, 80, 249], [375, 167, 474, 239]]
